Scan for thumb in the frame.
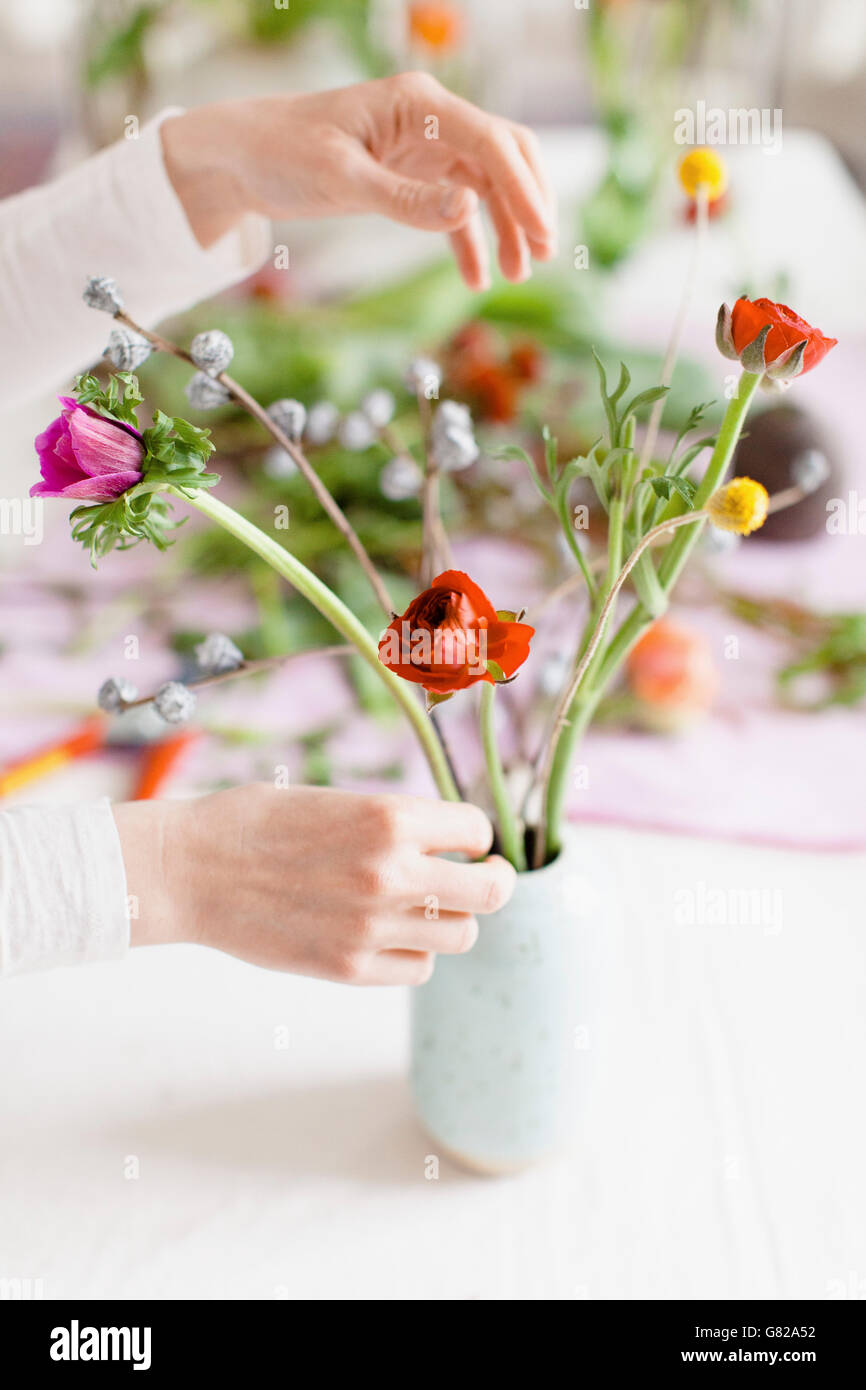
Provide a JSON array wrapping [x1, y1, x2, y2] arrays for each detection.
[[355, 155, 478, 231]]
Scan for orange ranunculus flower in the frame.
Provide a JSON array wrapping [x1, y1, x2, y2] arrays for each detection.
[[627, 618, 717, 715], [378, 569, 534, 693], [730, 297, 837, 375], [408, 2, 464, 53]]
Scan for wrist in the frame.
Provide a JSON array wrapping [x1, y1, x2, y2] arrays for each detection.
[[112, 799, 190, 948], [160, 106, 247, 248]]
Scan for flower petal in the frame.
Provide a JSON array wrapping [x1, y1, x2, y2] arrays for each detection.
[[67, 408, 144, 478]]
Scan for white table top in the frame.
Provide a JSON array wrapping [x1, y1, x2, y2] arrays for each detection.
[[2, 823, 864, 1300]]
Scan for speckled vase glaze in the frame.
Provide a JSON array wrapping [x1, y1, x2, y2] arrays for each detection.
[[410, 836, 584, 1174]]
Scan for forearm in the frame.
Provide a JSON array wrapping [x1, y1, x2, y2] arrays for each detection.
[[0, 110, 269, 406]]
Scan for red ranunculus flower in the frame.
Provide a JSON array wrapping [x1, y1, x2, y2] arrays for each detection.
[[731, 297, 837, 375], [378, 569, 534, 693]]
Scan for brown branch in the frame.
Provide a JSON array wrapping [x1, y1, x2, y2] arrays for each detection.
[[117, 645, 354, 711], [113, 310, 394, 618]]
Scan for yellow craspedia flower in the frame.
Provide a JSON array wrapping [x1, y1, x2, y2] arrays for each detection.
[[706, 477, 769, 535], [678, 148, 728, 200]]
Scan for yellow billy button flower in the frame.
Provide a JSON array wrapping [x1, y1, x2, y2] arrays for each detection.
[[678, 148, 728, 201], [705, 477, 769, 536]]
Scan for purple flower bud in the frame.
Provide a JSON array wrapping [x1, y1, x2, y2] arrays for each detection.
[[32, 398, 145, 501]]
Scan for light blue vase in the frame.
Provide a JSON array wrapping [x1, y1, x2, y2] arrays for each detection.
[[410, 838, 585, 1173]]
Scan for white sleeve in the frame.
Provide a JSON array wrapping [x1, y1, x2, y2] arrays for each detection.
[[0, 107, 271, 407], [0, 800, 130, 977]]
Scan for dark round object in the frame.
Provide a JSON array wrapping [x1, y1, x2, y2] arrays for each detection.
[[732, 403, 839, 540]]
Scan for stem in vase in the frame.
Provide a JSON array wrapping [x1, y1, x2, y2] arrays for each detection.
[[479, 683, 526, 872]]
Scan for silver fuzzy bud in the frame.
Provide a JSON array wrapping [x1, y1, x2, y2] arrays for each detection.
[[338, 411, 376, 452], [195, 632, 245, 675], [305, 401, 339, 446], [97, 676, 138, 712], [268, 398, 306, 442], [83, 276, 123, 314], [190, 329, 234, 375], [263, 446, 297, 480], [153, 681, 196, 725], [431, 400, 479, 472], [186, 371, 231, 410], [105, 326, 151, 372], [380, 455, 423, 502], [361, 388, 396, 429], [405, 357, 442, 399], [792, 449, 830, 494]]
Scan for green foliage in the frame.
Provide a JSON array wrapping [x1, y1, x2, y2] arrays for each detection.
[[84, 3, 157, 88], [778, 614, 866, 710], [648, 475, 697, 507], [592, 349, 668, 450], [68, 374, 219, 563]]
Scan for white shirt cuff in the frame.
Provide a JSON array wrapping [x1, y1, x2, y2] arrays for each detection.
[[0, 799, 130, 977]]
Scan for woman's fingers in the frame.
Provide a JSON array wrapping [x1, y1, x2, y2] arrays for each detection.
[[486, 189, 531, 282], [381, 908, 479, 955], [508, 120, 557, 248], [366, 949, 435, 986], [411, 853, 517, 916], [432, 88, 554, 246], [449, 211, 490, 290], [386, 794, 495, 858]]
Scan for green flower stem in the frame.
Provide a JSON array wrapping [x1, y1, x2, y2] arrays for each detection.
[[539, 369, 762, 858], [479, 684, 526, 872], [176, 487, 460, 803], [656, 369, 762, 589]]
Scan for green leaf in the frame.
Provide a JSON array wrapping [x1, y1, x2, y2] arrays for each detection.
[[591, 348, 618, 446], [494, 443, 552, 504], [609, 362, 631, 405], [541, 425, 559, 485], [620, 384, 669, 423], [650, 475, 698, 507]]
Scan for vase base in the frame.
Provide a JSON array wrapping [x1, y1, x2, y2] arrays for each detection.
[[423, 1129, 552, 1178]]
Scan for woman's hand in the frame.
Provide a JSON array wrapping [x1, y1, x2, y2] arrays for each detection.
[[114, 784, 515, 985], [161, 72, 556, 287]]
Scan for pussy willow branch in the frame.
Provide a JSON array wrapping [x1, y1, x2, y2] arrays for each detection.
[[637, 183, 709, 474], [117, 645, 353, 711], [112, 309, 394, 617], [530, 509, 705, 867], [416, 390, 451, 585]]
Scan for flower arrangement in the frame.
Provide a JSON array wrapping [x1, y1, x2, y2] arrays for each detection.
[[33, 155, 836, 877]]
